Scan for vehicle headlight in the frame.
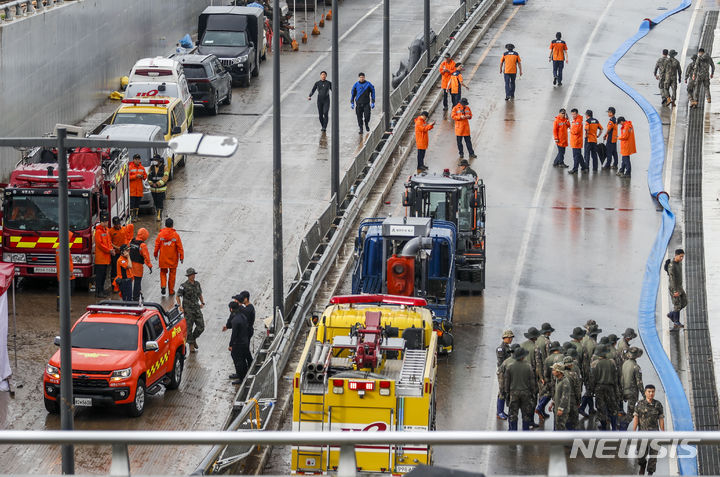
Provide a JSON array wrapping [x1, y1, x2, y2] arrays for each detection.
[[3, 252, 26, 263], [237, 55, 248, 63], [46, 364, 60, 379], [110, 367, 132, 381], [71, 254, 92, 265]]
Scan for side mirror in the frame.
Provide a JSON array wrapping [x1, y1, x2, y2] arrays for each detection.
[[53, 336, 61, 346], [145, 340, 159, 352], [171, 126, 182, 135]]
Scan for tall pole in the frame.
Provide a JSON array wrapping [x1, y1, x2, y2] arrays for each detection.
[[57, 128, 75, 474], [382, 0, 390, 130], [424, 0, 431, 67], [331, 0, 339, 207], [272, 0, 284, 320]]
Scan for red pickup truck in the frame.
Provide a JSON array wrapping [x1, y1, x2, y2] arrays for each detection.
[[43, 301, 187, 417]]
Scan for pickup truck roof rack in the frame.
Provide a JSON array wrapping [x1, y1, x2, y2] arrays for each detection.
[[97, 300, 181, 327]]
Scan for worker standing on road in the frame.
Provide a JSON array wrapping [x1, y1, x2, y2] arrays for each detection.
[[603, 107, 619, 169], [549, 32, 568, 86], [536, 340, 563, 422], [617, 117, 636, 177], [504, 347, 537, 431], [685, 54, 699, 108], [552, 109, 570, 167], [617, 327, 637, 361], [622, 347, 644, 428], [654, 49, 670, 105], [633, 384, 665, 475], [568, 109, 586, 174], [439, 53, 456, 110], [592, 345, 619, 430], [561, 355, 581, 430], [308, 71, 332, 132], [583, 110, 603, 171], [148, 155, 169, 222], [177, 268, 205, 352], [500, 43, 522, 100], [93, 212, 113, 298], [665, 248, 687, 329], [236, 290, 255, 369], [693, 47, 715, 104], [128, 154, 147, 222], [153, 218, 184, 295], [350, 72, 376, 135], [228, 301, 250, 384], [115, 245, 134, 302], [129, 228, 152, 301], [451, 98, 477, 160], [664, 50, 682, 107], [496, 329, 514, 420], [534, 323, 554, 374], [414, 111, 435, 172], [549, 363, 574, 430], [579, 325, 601, 416], [109, 216, 134, 294], [446, 64, 467, 108]]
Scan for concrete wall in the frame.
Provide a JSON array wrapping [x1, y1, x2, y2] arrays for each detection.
[[0, 0, 212, 179]]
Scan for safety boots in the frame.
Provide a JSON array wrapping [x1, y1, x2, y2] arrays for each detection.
[[130, 208, 140, 221], [156, 208, 163, 222]]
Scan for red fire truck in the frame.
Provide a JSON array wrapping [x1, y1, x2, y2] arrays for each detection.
[[1, 147, 131, 287]]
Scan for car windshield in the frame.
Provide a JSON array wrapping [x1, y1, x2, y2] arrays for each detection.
[[201, 30, 247, 47], [183, 64, 209, 79], [113, 113, 168, 135], [4, 195, 91, 232], [125, 83, 180, 99], [72, 322, 138, 351]]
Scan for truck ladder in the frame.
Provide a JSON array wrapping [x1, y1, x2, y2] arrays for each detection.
[[295, 379, 326, 471], [396, 349, 427, 397]]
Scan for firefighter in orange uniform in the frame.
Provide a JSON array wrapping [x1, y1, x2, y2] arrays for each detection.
[[451, 98, 476, 160], [115, 244, 134, 301], [583, 110, 603, 171], [568, 108, 586, 174], [154, 217, 184, 295], [446, 63, 468, 108], [109, 216, 134, 293], [439, 53, 457, 110], [603, 107, 619, 169], [552, 109, 570, 168], [549, 32, 568, 86], [500, 43, 522, 100], [94, 212, 113, 298], [617, 117, 636, 178], [128, 154, 147, 221], [129, 228, 153, 301], [414, 111, 435, 171]]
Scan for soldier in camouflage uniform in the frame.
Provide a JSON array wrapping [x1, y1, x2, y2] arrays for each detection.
[[664, 50, 682, 106], [520, 327, 541, 375], [579, 325, 601, 416], [534, 322, 555, 371], [633, 384, 665, 475], [622, 347, 644, 427], [549, 363, 575, 431], [654, 49, 670, 105], [592, 344, 619, 430], [504, 346, 537, 431], [562, 355, 581, 430], [536, 341, 563, 421], [693, 48, 715, 104], [176, 268, 205, 351], [617, 327, 637, 362], [496, 330, 515, 420], [685, 54, 699, 107], [666, 248, 686, 329], [497, 343, 520, 420], [569, 327, 588, 416]]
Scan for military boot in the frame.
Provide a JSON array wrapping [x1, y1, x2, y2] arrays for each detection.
[[536, 396, 551, 419], [497, 399, 508, 420], [521, 420, 530, 431], [639, 461, 646, 474], [508, 420, 518, 431], [598, 420, 607, 431], [610, 416, 618, 431]]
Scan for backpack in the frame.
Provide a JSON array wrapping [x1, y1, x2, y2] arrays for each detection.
[[129, 239, 143, 264], [664, 258, 671, 273]]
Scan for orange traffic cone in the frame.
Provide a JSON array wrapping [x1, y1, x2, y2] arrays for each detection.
[[291, 38, 299, 51], [319, 14, 325, 27], [312, 23, 320, 35], [301, 31, 308, 43], [326, 9, 332, 20]]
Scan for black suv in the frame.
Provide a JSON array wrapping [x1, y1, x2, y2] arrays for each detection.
[[177, 54, 233, 115]]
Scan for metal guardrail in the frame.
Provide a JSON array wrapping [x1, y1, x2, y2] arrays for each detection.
[[0, 429, 713, 477], [1, 0, 64, 22]]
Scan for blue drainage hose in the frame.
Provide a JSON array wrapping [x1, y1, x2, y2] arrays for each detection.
[[602, 1, 697, 475]]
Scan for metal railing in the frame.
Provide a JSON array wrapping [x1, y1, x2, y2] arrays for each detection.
[[0, 429, 714, 477], [1, 0, 65, 22]]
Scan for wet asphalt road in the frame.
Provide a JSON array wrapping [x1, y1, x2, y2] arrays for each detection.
[[0, 0, 466, 474]]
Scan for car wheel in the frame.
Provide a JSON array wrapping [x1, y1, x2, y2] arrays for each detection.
[[167, 351, 184, 390], [44, 396, 59, 414], [209, 92, 219, 116], [223, 86, 232, 105], [127, 378, 145, 417], [241, 75, 251, 87], [251, 62, 259, 77]]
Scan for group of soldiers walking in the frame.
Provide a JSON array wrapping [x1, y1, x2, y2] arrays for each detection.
[[497, 321, 648, 433], [655, 48, 714, 108]]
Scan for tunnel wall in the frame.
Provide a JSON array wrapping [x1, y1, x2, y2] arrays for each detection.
[[0, 0, 212, 179]]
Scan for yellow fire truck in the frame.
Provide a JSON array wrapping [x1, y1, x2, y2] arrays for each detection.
[[291, 294, 438, 475]]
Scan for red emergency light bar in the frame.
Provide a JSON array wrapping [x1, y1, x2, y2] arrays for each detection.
[[348, 381, 375, 391], [133, 69, 173, 77], [121, 98, 170, 105], [15, 175, 87, 183], [86, 305, 146, 315], [329, 294, 428, 307]]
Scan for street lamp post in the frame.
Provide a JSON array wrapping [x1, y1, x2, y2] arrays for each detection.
[[382, 0, 390, 130], [331, 0, 339, 208], [424, 0, 431, 67], [273, 0, 284, 319]]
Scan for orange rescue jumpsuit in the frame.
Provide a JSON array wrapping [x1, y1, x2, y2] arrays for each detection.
[[154, 226, 184, 294]]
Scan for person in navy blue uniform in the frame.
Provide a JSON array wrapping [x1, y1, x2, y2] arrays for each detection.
[[350, 72, 376, 134]]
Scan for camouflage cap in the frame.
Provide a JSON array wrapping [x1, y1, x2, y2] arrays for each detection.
[[627, 346, 644, 358], [502, 329, 515, 339], [607, 333, 619, 344], [562, 356, 574, 365], [552, 363, 566, 373], [584, 319, 597, 329]]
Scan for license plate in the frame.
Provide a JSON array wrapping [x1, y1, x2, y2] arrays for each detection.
[[34, 267, 56, 274], [74, 397, 92, 407], [395, 466, 416, 473]]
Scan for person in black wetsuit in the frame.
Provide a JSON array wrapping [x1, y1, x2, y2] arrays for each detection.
[[308, 71, 332, 132]]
